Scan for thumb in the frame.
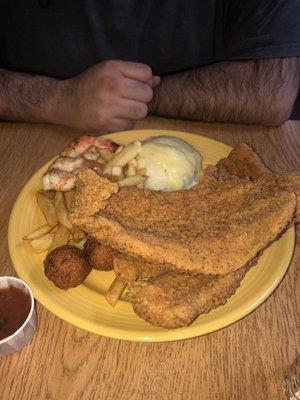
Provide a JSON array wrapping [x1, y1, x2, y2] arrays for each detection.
[[146, 75, 161, 87], [152, 75, 161, 87]]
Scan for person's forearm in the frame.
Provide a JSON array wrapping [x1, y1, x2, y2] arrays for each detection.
[[0, 61, 158, 132], [149, 58, 300, 126], [0, 68, 66, 123]]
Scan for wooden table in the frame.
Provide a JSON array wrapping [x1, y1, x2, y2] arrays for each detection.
[[0, 117, 299, 400]]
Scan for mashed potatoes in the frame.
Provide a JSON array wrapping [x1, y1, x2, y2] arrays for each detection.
[[136, 136, 202, 191]]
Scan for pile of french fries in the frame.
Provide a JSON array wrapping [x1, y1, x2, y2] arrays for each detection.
[[23, 189, 86, 254], [103, 140, 147, 188]]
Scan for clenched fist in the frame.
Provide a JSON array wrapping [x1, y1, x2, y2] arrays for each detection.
[[54, 60, 160, 132]]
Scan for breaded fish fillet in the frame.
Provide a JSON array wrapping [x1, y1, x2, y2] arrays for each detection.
[[127, 266, 248, 328], [70, 169, 296, 275], [114, 254, 248, 328], [212, 144, 300, 221], [217, 143, 271, 178]]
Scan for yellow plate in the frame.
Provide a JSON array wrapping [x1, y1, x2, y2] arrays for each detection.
[[8, 129, 295, 342]]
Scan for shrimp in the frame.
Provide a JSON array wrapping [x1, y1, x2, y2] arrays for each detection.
[[43, 170, 76, 191], [43, 159, 104, 191], [83, 160, 104, 176], [50, 157, 84, 173], [61, 135, 118, 158], [82, 150, 99, 161], [43, 135, 118, 191]]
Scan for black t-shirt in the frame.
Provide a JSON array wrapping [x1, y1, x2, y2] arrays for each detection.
[[1, 0, 300, 116]]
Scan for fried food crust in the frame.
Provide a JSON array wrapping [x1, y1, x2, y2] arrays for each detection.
[[215, 143, 300, 221], [84, 237, 116, 271], [44, 245, 91, 289], [70, 169, 296, 275], [127, 266, 248, 328]]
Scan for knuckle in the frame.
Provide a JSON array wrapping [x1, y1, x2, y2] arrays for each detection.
[[140, 64, 152, 78], [135, 103, 148, 119], [100, 76, 119, 93], [144, 85, 153, 101], [101, 59, 117, 70], [131, 81, 153, 101]]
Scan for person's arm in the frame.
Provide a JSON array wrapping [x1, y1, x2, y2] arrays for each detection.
[[0, 69, 64, 124], [149, 58, 300, 126], [0, 60, 160, 132]]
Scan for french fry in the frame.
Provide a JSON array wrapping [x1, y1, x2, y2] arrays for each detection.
[[64, 190, 75, 212], [111, 165, 124, 181], [68, 237, 87, 249], [114, 145, 124, 155], [111, 165, 123, 176], [96, 157, 105, 165], [104, 140, 141, 174], [126, 164, 136, 177], [36, 191, 58, 227], [105, 174, 120, 183], [136, 168, 147, 176], [98, 148, 113, 162], [29, 233, 54, 254], [40, 190, 56, 200], [128, 158, 138, 168], [47, 224, 69, 253], [23, 224, 54, 241], [54, 191, 73, 229], [117, 175, 146, 188], [105, 278, 127, 306]]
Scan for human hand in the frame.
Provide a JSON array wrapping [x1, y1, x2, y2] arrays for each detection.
[[55, 60, 160, 132]]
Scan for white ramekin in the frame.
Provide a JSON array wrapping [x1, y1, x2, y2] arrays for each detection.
[[0, 276, 37, 356]]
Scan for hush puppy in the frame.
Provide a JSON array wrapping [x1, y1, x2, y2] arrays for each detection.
[[84, 237, 116, 271], [44, 245, 91, 289]]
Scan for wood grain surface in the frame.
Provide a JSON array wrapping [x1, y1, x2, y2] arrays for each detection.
[[0, 118, 299, 400]]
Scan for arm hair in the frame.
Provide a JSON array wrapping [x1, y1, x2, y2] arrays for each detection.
[[149, 58, 300, 126]]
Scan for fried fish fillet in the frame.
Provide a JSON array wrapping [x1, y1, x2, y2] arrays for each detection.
[[217, 143, 271, 178], [213, 144, 300, 222], [127, 266, 248, 328], [115, 254, 247, 328], [70, 169, 296, 275]]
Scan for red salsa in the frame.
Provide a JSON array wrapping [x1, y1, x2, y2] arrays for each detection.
[[0, 285, 31, 340]]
